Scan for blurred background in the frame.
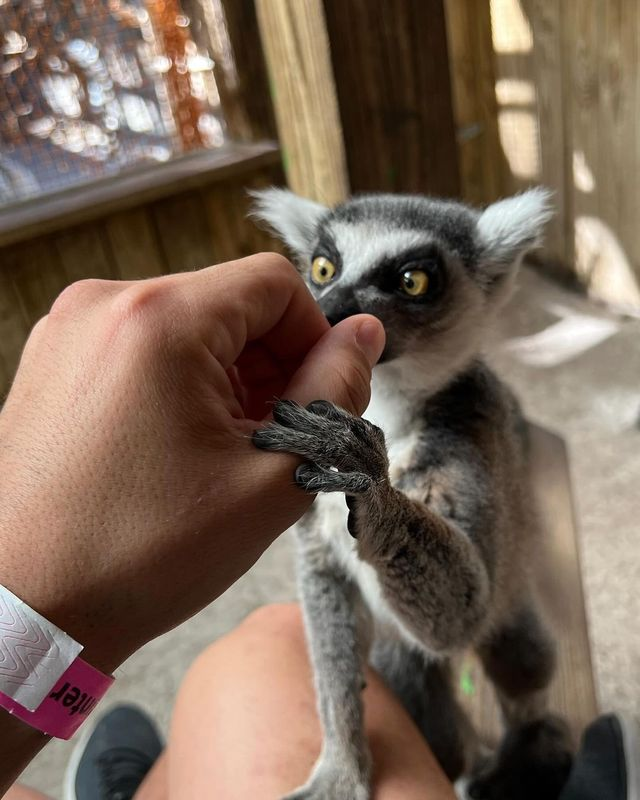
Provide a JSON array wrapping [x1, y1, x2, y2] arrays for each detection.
[[1, 1, 638, 796]]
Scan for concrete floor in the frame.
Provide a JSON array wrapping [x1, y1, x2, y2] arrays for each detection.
[[20, 267, 640, 798]]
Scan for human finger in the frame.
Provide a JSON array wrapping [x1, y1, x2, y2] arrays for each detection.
[[172, 253, 330, 368], [283, 315, 385, 415]]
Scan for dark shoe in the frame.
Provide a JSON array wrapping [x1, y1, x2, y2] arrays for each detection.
[[64, 704, 163, 800], [559, 713, 639, 800], [467, 715, 573, 800]]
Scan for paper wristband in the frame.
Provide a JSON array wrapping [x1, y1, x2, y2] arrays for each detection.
[[0, 584, 114, 739], [0, 656, 114, 739]]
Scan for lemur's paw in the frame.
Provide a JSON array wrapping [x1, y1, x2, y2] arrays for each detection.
[[467, 716, 572, 800], [253, 400, 388, 488]]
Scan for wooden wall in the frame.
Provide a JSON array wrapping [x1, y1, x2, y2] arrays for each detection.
[[324, 0, 460, 198], [0, 0, 287, 400], [446, 0, 640, 309], [5, 0, 640, 407], [0, 165, 281, 398]]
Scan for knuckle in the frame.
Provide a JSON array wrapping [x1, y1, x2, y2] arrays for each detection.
[[19, 315, 50, 362], [27, 315, 48, 342], [241, 251, 298, 286], [108, 280, 171, 326], [50, 278, 111, 317], [254, 251, 296, 276]]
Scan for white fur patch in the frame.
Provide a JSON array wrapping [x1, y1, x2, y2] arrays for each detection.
[[364, 365, 431, 445], [329, 222, 433, 284], [477, 187, 554, 266], [249, 187, 327, 256]]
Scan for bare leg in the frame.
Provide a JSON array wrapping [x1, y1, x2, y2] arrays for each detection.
[[2, 787, 51, 800], [140, 603, 455, 800], [134, 752, 167, 800]]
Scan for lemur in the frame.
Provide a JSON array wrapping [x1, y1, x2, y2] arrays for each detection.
[[251, 188, 574, 800]]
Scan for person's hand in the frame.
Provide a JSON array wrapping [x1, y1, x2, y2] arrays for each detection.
[[0, 253, 384, 673]]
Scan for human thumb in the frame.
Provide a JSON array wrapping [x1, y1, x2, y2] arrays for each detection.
[[283, 315, 385, 415]]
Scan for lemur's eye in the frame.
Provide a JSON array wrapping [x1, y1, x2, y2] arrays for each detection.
[[311, 256, 336, 285], [400, 269, 429, 297]]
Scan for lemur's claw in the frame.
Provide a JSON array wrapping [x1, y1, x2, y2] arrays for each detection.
[[294, 463, 372, 495], [252, 399, 388, 489]]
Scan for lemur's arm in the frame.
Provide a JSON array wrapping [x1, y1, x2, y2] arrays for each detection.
[[287, 515, 372, 799], [350, 483, 490, 651], [254, 400, 492, 654]]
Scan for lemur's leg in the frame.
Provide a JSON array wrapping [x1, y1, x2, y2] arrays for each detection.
[[253, 400, 491, 654], [282, 509, 372, 800], [467, 602, 573, 800], [370, 638, 477, 781]]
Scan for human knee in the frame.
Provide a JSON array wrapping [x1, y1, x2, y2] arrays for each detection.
[[238, 602, 304, 639], [188, 603, 304, 676], [176, 603, 308, 724]]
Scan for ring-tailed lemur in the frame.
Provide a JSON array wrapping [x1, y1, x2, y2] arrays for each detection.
[[251, 188, 573, 800]]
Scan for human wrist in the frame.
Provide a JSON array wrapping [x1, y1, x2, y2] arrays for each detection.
[[0, 709, 50, 794], [0, 515, 125, 676], [0, 563, 116, 747]]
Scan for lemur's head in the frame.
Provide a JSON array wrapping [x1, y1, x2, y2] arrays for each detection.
[[251, 189, 552, 369]]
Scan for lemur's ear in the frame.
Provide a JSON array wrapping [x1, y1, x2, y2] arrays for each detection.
[[249, 187, 328, 256], [477, 188, 553, 277]]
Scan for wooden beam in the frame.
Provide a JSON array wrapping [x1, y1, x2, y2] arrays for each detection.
[[104, 208, 169, 280], [202, 169, 285, 263], [445, 0, 506, 206], [567, 0, 640, 309], [150, 191, 217, 273], [255, 0, 349, 205], [0, 142, 279, 250], [323, 0, 460, 197]]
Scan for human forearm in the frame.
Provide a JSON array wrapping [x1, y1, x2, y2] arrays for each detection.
[[0, 713, 49, 795]]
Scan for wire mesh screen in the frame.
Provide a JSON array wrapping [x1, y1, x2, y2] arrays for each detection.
[[0, 0, 225, 207]]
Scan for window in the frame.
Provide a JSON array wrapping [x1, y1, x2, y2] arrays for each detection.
[[0, 0, 227, 207]]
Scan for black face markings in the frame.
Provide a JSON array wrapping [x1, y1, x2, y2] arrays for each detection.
[[371, 245, 447, 303], [303, 194, 487, 362], [312, 236, 448, 307], [312, 229, 343, 272]]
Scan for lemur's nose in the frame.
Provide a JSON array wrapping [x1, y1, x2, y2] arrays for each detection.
[[324, 305, 360, 327]]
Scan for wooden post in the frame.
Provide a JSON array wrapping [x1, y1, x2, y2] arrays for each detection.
[[323, 0, 460, 198], [444, 0, 506, 206], [255, 0, 349, 205]]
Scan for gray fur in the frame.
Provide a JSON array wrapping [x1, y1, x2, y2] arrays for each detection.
[[282, 508, 372, 800], [251, 189, 571, 800], [477, 188, 554, 268], [248, 187, 328, 256]]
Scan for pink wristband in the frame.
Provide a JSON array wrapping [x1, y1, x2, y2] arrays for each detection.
[[0, 583, 114, 739], [0, 655, 114, 739]]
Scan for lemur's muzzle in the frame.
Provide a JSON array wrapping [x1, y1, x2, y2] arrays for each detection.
[[320, 293, 360, 327]]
